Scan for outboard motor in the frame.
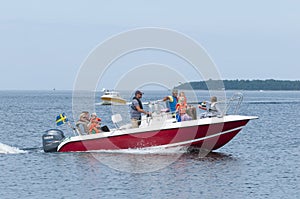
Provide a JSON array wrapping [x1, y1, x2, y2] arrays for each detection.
[[42, 129, 65, 152]]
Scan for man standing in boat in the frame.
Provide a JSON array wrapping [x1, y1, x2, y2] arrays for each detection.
[[163, 89, 178, 114], [130, 90, 151, 128]]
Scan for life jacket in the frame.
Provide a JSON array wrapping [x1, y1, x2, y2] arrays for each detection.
[[208, 102, 219, 113], [89, 123, 100, 134], [176, 103, 187, 115], [131, 97, 143, 110], [178, 96, 187, 105], [168, 96, 178, 113]]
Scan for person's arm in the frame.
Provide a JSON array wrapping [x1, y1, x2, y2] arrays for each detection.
[[163, 96, 173, 102], [176, 103, 180, 112], [198, 105, 207, 110], [135, 105, 150, 115], [162, 96, 169, 101], [198, 101, 207, 110], [94, 126, 100, 133]]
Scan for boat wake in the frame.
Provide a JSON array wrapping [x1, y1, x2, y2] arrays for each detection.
[[0, 143, 27, 154], [88, 146, 188, 155]]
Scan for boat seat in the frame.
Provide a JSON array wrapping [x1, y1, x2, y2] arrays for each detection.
[[75, 123, 88, 135], [112, 114, 132, 129], [112, 114, 122, 123], [119, 124, 132, 130]]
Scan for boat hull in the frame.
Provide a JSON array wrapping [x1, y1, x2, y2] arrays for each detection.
[[57, 116, 256, 152], [101, 97, 126, 105]]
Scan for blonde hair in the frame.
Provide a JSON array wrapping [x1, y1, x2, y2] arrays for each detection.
[[179, 91, 185, 96], [211, 96, 217, 102], [79, 113, 86, 119]]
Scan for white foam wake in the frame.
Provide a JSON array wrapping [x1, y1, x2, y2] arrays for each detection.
[[0, 143, 27, 154], [88, 146, 188, 155]]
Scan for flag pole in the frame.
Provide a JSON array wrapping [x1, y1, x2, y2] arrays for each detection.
[[67, 121, 79, 136]]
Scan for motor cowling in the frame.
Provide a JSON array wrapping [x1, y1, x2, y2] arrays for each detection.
[[42, 129, 65, 152]]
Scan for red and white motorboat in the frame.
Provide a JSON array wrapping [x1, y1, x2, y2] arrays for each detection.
[[42, 93, 258, 153]]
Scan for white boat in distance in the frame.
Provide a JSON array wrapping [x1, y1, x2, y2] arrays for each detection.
[[101, 89, 127, 105]]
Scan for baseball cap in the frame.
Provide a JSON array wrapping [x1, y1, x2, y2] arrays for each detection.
[[135, 90, 143, 95]]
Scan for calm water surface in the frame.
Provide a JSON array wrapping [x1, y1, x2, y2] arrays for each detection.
[[0, 90, 299, 199]]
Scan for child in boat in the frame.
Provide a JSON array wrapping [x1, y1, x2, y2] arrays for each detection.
[[90, 112, 98, 122], [176, 92, 192, 121], [178, 91, 187, 105], [89, 115, 101, 134]]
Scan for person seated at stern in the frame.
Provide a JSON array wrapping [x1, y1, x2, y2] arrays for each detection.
[[89, 117, 101, 134], [88, 112, 101, 134], [75, 111, 90, 135]]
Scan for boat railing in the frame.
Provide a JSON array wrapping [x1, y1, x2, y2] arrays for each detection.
[[148, 100, 173, 116], [111, 93, 244, 129], [148, 92, 244, 123], [223, 92, 244, 115], [143, 100, 175, 125]]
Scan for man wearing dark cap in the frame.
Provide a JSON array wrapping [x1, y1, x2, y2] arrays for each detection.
[[130, 90, 151, 128]]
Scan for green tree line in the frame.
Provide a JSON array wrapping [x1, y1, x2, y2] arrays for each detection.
[[175, 79, 300, 90]]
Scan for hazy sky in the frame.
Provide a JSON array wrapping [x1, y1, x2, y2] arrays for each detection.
[[0, 0, 299, 90]]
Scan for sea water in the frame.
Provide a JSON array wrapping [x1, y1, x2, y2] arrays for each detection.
[[0, 90, 299, 199]]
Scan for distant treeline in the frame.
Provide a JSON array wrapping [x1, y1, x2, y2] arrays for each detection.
[[175, 79, 300, 90]]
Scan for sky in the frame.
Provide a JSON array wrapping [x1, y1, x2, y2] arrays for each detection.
[[0, 0, 299, 90]]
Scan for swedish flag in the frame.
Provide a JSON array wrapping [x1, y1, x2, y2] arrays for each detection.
[[56, 113, 68, 126]]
